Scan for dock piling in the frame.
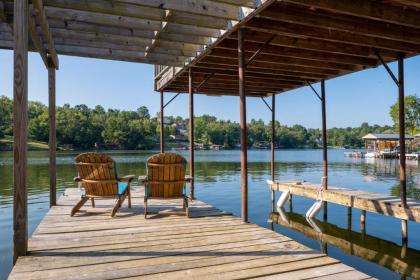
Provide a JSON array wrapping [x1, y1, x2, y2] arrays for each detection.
[[160, 90, 164, 153], [401, 219, 408, 242], [188, 68, 195, 200], [48, 63, 56, 207], [238, 28, 248, 223], [13, 0, 29, 264]]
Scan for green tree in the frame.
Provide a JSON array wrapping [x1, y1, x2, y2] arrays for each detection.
[[0, 95, 13, 137], [389, 95, 420, 135]]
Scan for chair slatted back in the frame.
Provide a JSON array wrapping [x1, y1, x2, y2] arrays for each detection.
[[75, 153, 118, 196], [147, 153, 186, 198]]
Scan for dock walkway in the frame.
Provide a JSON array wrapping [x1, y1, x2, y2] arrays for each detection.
[[268, 181, 420, 222], [9, 187, 373, 280]]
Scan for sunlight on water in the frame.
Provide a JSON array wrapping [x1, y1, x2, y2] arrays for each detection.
[[0, 149, 419, 279]]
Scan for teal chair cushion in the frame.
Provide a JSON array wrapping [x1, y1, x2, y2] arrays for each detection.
[[117, 182, 128, 196]]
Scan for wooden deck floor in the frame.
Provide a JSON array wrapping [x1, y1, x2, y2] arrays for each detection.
[[9, 187, 373, 280]]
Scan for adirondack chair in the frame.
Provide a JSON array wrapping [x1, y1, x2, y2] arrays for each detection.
[[139, 153, 192, 218], [72, 153, 134, 217]]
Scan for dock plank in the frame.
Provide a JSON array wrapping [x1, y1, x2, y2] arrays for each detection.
[[8, 187, 373, 280]]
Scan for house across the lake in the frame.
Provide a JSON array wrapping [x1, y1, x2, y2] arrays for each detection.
[[362, 133, 415, 158]]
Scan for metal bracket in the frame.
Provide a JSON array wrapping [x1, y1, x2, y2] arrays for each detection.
[[246, 35, 276, 67], [260, 97, 272, 112], [375, 51, 399, 86], [195, 73, 214, 92], [163, 92, 181, 109], [305, 81, 322, 101]]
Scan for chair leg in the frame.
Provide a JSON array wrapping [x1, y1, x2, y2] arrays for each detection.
[[184, 197, 189, 218], [127, 186, 132, 208], [91, 198, 95, 208], [71, 197, 89, 216], [144, 197, 148, 219], [111, 199, 121, 218]]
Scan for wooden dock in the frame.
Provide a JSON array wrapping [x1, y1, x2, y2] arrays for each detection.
[[268, 181, 420, 222], [8, 187, 373, 280]]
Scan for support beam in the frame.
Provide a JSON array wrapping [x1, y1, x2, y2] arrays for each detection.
[[160, 91, 164, 153], [163, 92, 181, 109], [33, 0, 58, 68], [13, 0, 29, 264], [238, 28, 248, 223], [321, 80, 328, 190], [189, 68, 195, 200], [271, 94, 276, 212], [28, 12, 49, 68], [48, 63, 56, 207], [398, 54, 407, 208], [321, 80, 328, 221]]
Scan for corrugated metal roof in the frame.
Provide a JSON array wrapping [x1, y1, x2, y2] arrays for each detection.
[[362, 133, 415, 140]]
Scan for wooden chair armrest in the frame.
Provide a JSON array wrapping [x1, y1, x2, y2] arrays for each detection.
[[185, 175, 193, 183], [74, 176, 81, 182], [138, 176, 148, 183], [119, 175, 135, 182]]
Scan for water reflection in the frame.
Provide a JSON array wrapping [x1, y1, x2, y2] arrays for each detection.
[[269, 209, 420, 279], [0, 149, 419, 279]]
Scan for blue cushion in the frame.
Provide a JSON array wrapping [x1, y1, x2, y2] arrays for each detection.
[[117, 182, 128, 196]]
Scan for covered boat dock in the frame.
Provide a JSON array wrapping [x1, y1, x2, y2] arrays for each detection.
[[3, 0, 420, 278]]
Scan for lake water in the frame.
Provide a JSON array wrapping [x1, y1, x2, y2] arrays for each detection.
[[0, 149, 419, 279]]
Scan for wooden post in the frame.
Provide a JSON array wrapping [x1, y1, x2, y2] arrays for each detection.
[[321, 80, 328, 221], [238, 28, 248, 223], [188, 68, 195, 200], [13, 0, 29, 264], [361, 209, 366, 234], [160, 91, 164, 153], [398, 54, 407, 208], [347, 206, 352, 230], [271, 94, 275, 212], [401, 219, 408, 242], [48, 64, 56, 207]]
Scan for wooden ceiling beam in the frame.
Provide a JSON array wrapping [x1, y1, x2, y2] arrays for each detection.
[[48, 19, 216, 45], [190, 67, 311, 83], [49, 25, 205, 53], [54, 44, 190, 63], [55, 45, 184, 66], [171, 79, 288, 88], [50, 28, 204, 54], [232, 30, 400, 59], [261, 3, 420, 45], [52, 38, 198, 57], [245, 18, 420, 53], [33, 0, 58, 68], [167, 86, 273, 97], [197, 58, 340, 75], [279, 0, 420, 29], [43, 1, 233, 30], [216, 39, 378, 66], [207, 49, 360, 71], [177, 72, 308, 84], [115, 0, 252, 20]]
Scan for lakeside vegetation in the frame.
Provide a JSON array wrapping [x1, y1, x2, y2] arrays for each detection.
[[0, 95, 418, 150]]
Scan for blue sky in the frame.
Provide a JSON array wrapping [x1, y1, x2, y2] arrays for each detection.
[[0, 50, 419, 128]]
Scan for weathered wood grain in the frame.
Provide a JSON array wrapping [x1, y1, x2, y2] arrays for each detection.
[[8, 187, 372, 279]]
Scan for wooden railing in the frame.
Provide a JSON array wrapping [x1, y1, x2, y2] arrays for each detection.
[[154, 64, 169, 79]]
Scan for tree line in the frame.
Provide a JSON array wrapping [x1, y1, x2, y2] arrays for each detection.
[[0, 95, 418, 150]]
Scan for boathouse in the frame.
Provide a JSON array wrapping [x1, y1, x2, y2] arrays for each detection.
[[3, 0, 420, 279], [362, 133, 415, 153]]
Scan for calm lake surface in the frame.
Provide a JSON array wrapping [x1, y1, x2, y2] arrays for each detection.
[[1, 149, 420, 279]]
